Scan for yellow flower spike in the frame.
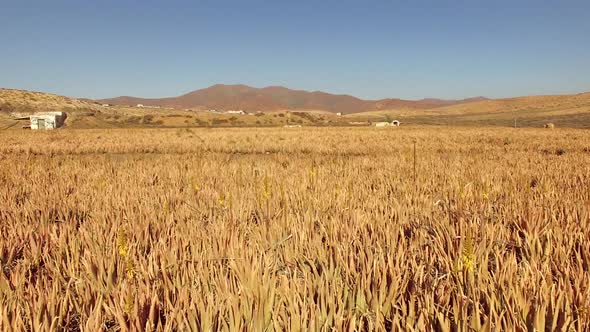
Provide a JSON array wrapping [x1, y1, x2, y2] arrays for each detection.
[[462, 233, 475, 273], [117, 229, 129, 258]]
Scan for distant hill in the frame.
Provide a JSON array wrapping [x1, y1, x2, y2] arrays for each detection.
[[0, 88, 101, 114], [373, 96, 488, 111], [353, 92, 590, 128], [100, 84, 488, 114], [2, 87, 589, 129]]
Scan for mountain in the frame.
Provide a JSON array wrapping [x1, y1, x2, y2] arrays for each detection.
[[3, 88, 589, 129], [99, 84, 488, 114]]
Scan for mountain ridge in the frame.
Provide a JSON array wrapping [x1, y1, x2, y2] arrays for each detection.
[[99, 84, 489, 114]]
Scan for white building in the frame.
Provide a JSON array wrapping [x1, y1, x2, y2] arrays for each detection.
[[30, 112, 67, 130], [226, 110, 246, 115], [374, 120, 400, 127], [136, 104, 144, 108], [336, 112, 342, 116], [374, 122, 391, 127]]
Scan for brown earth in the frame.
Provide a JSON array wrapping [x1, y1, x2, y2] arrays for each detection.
[[1, 87, 589, 129], [100, 84, 488, 114]]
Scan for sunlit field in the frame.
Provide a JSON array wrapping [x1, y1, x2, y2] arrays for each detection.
[[0, 127, 589, 331]]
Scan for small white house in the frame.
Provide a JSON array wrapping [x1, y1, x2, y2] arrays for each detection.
[[374, 120, 401, 127], [227, 110, 246, 115], [136, 104, 144, 108], [336, 112, 342, 116], [374, 122, 391, 127], [30, 112, 67, 130]]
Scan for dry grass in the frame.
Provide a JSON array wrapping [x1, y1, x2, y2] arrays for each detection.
[[353, 93, 590, 128], [0, 89, 100, 113], [3, 88, 590, 129], [0, 127, 589, 331], [0, 89, 344, 129]]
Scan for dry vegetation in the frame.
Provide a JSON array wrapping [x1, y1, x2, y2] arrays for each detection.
[[0, 89, 339, 129], [0, 127, 589, 331], [0, 89, 102, 116], [353, 93, 590, 128], [4, 88, 590, 130]]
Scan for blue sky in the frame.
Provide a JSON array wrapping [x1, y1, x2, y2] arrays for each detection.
[[1, 0, 589, 100]]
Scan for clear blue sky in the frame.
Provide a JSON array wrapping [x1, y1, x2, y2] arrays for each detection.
[[1, 0, 589, 100]]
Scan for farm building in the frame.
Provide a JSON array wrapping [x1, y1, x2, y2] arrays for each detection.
[[374, 120, 400, 127], [374, 122, 391, 127], [29, 112, 67, 130], [226, 110, 246, 115]]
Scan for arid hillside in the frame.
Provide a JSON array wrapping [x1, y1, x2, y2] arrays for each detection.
[[0, 89, 105, 129], [0, 89, 101, 114], [100, 84, 486, 114], [1, 88, 589, 129], [352, 92, 590, 128], [0, 89, 344, 129]]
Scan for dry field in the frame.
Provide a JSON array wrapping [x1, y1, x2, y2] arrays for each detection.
[[0, 127, 589, 331], [352, 93, 590, 128]]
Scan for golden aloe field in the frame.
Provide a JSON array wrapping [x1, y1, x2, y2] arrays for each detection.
[[0, 126, 589, 331]]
